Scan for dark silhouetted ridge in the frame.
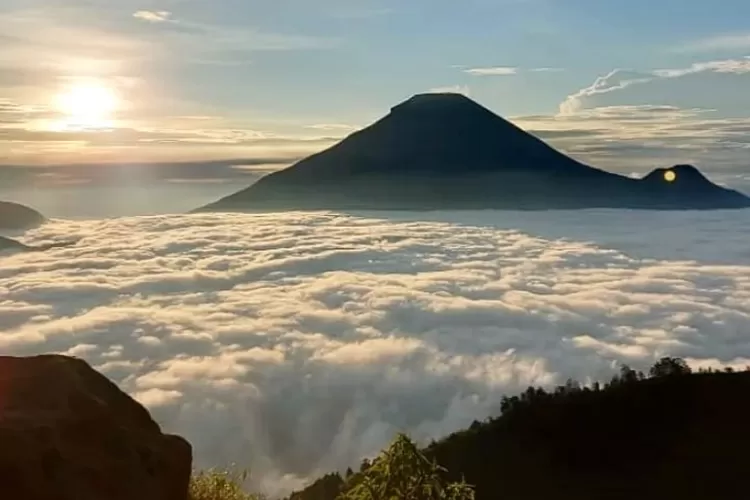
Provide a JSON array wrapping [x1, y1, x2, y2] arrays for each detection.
[[0, 236, 77, 254], [287, 360, 750, 500], [195, 94, 750, 212], [0, 201, 45, 230]]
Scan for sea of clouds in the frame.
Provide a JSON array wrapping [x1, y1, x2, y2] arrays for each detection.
[[2, 209, 750, 496]]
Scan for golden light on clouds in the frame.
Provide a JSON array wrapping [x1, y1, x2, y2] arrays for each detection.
[[54, 80, 119, 129], [664, 170, 677, 183]]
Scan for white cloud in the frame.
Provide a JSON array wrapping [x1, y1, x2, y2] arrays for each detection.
[[513, 105, 750, 172], [653, 58, 750, 78], [464, 66, 518, 76], [461, 67, 562, 76], [559, 69, 655, 114], [133, 10, 173, 23], [305, 123, 359, 132], [3, 211, 750, 495], [560, 58, 750, 116], [537, 57, 750, 172]]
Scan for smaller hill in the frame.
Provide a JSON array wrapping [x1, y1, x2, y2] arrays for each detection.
[[0, 201, 45, 230], [0, 235, 28, 253], [635, 164, 750, 209], [0, 235, 76, 254], [287, 358, 750, 500]]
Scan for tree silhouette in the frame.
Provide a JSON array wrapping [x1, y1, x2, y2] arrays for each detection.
[[338, 433, 474, 500], [649, 356, 692, 378], [619, 365, 639, 384], [291, 357, 750, 500]]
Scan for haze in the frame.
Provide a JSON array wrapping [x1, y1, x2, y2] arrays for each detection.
[[1, 0, 750, 215]]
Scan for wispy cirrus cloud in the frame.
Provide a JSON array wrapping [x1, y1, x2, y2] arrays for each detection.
[[305, 123, 359, 132], [133, 10, 173, 23], [515, 104, 750, 172], [544, 58, 749, 171], [559, 58, 750, 117], [653, 58, 750, 77], [464, 66, 518, 76], [675, 33, 750, 53], [463, 66, 564, 76]]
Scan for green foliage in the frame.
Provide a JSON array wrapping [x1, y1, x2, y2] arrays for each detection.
[[293, 357, 750, 500], [190, 467, 265, 500], [338, 433, 474, 500]]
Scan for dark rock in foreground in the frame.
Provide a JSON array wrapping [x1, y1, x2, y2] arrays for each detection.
[[0, 200, 45, 230], [196, 93, 750, 213], [0, 355, 192, 500]]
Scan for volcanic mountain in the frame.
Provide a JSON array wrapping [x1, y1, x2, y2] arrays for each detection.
[[196, 93, 750, 212]]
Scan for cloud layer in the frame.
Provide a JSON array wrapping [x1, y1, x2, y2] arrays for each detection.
[[559, 58, 750, 116], [2, 211, 750, 495]]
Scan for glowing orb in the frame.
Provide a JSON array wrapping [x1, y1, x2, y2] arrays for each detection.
[[54, 80, 119, 128], [664, 170, 677, 183]]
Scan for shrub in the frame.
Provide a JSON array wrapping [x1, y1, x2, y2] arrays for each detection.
[[190, 467, 265, 500], [338, 433, 474, 500]]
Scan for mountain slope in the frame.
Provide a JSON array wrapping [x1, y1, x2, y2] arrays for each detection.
[[0, 235, 77, 254], [288, 361, 750, 500], [196, 93, 750, 212], [0, 201, 45, 230]]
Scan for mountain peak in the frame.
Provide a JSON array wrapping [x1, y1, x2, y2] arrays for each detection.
[[195, 95, 750, 213], [390, 92, 487, 116], [400, 92, 474, 105], [642, 164, 710, 187]]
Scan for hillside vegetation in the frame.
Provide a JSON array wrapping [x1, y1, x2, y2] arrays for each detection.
[[287, 357, 750, 500], [195, 357, 750, 500]]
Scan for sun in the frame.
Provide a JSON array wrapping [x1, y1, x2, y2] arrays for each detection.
[[664, 170, 677, 183], [54, 80, 119, 128]]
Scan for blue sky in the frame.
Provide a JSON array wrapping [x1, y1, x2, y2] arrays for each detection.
[[0, 0, 749, 184]]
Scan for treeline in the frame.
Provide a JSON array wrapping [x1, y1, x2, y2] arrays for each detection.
[[288, 357, 750, 500]]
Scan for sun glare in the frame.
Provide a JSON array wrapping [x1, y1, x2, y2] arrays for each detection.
[[54, 81, 119, 129], [664, 170, 677, 183]]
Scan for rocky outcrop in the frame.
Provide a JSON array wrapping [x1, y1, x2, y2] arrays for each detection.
[[0, 355, 192, 500], [0, 201, 45, 230], [195, 93, 750, 212]]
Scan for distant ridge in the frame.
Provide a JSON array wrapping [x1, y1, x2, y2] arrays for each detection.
[[195, 93, 750, 212], [0, 201, 45, 230]]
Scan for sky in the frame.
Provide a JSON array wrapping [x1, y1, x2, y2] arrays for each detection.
[[0, 0, 749, 188]]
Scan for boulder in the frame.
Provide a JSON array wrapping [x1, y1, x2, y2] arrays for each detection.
[[0, 355, 192, 500]]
